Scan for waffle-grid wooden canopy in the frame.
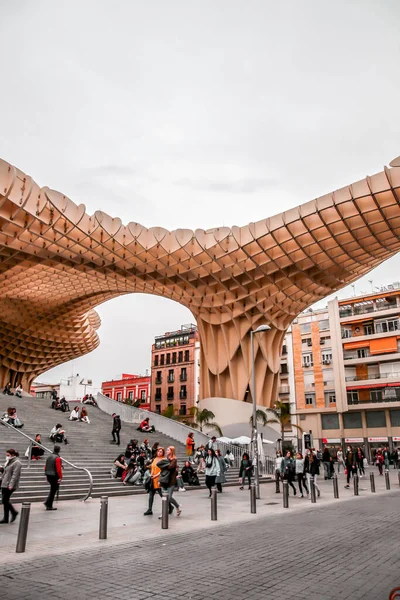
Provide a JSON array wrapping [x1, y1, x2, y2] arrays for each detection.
[[1, 157, 400, 405]]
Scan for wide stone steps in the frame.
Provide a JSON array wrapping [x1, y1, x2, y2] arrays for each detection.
[[0, 394, 243, 503]]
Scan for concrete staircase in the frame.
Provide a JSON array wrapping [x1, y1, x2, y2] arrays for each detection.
[[0, 394, 242, 503]]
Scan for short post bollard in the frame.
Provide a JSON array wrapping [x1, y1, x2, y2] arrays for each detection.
[[16, 502, 31, 553], [161, 495, 169, 530], [99, 496, 108, 540], [310, 477, 316, 503], [370, 472, 376, 493], [398, 471, 400, 487], [250, 481, 257, 514], [353, 473, 359, 496], [385, 469, 391, 490], [333, 473, 339, 499], [283, 480, 289, 508], [211, 487, 218, 520]]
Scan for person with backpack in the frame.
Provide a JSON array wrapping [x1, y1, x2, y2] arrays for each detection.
[[111, 413, 121, 446], [157, 446, 182, 517], [44, 446, 63, 511], [281, 451, 297, 495]]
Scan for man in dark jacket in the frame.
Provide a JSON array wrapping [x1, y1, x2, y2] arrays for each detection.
[[111, 413, 121, 446], [344, 446, 356, 488], [322, 447, 332, 480], [44, 446, 63, 510]]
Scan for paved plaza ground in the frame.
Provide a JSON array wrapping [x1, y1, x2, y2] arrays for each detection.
[[1, 470, 399, 599]]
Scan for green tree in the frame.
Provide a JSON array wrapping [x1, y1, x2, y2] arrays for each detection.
[[249, 403, 303, 449], [189, 407, 223, 436]]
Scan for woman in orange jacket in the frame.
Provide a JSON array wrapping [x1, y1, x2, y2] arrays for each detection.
[[143, 447, 165, 516]]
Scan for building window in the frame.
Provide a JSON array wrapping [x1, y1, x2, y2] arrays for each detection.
[[305, 395, 315, 406], [128, 391, 133, 400], [302, 353, 313, 368], [160, 354, 165, 366], [363, 324, 373, 336], [300, 323, 311, 334], [318, 319, 329, 331], [155, 371, 162, 385], [375, 318, 400, 333], [184, 350, 190, 362], [280, 363, 288, 375], [167, 387, 174, 400], [116, 392, 122, 401], [154, 355, 159, 367], [172, 352, 177, 364], [370, 389, 383, 403], [168, 369, 174, 383], [357, 348, 368, 359], [343, 412, 362, 429], [180, 367, 187, 381], [324, 392, 336, 406], [178, 351, 183, 363], [155, 405, 161, 414], [321, 352, 332, 365], [166, 353, 171, 365], [366, 410, 386, 428], [155, 388, 162, 400], [390, 409, 400, 426], [341, 328, 352, 339], [321, 414, 339, 430], [302, 337, 312, 347], [179, 404, 187, 416], [141, 390, 146, 401], [282, 345, 287, 355], [180, 385, 187, 400], [347, 391, 359, 405]]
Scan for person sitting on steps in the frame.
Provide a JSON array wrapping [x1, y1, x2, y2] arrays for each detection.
[[50, 423, 68, 445], [137, 417, 155, 433], [69, 406, 80, 421], [15, 384, 23, 398]]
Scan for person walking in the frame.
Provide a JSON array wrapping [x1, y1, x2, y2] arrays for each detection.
[[205, 448, 221, 496], [111, 413, 121, 446], [157, 446, 182, 517], [355, 447, 365, 477], [322, 447, 332, 480], [376, 449, 384, 475], [281, 451, 297, 496], [336, 447, 345, 474], [144, 447, 165, 515], [295, 452, 309, 498], [344, 446, 356, 488], [383, 447, 391, 471], [215, 449, 227, 492], [275, 451, 283, 493], [239, 452, 253, 490], [0, 449, 21, 524], [44, 445, 63, 510]]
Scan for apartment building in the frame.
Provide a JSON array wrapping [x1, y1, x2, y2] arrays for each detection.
[[101, 373, 150, 408], [150, 324, 200, 418], [292, 284, 400, 459]]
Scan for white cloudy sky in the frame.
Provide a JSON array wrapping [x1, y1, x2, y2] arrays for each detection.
[[1, 1, 400, 389]]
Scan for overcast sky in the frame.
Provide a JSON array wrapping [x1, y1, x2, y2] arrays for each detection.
[[1, 1, 400, 389]]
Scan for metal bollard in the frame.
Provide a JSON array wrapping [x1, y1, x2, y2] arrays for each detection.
[[211, 487, 218, 521], [99, 496, 108, 540], [283, 480, 289, 508], [16, 503, 31, 553], [385, 469, 391, 490], [161, 495, 169, 529], [250, 481, 257, 514], [398, 471, 400, 487], [333, 473, 339, 499], [310, 477, 316, 503], [353, 473, 359, 496], [370, 472, 376, 493]]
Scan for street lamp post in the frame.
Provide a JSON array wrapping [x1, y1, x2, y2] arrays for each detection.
[[250, 324, 271, 499]]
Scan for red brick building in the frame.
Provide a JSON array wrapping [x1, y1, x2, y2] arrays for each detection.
[[150, 324, 200, 417], [101, 373, 150, 409]]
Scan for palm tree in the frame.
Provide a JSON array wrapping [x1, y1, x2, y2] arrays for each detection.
[[189, 407, 223, 436], [270, 401, 303, 451]]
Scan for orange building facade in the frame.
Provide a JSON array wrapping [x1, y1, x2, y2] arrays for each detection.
[[101, 373, 150, 409], [150, 324, 200, 417], [291, 284, 400, 459]]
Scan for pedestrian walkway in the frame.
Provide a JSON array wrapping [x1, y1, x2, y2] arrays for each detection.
[[1, 468, 398, 565]]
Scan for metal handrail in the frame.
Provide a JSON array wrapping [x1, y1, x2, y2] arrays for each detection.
[[0, 418, 93, 501]]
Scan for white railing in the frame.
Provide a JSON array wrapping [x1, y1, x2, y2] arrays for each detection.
[[96, 392, 210, 447]]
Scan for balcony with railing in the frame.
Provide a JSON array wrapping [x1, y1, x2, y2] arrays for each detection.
[[180, 374, 187, 382], [279, 385, 290, 395], [168, 375, 175, 383], [345, 371, 400, 383], [339, 300, 398, 320], [179, 391, 187, 400], [155, 377, 162, 385], [167, 392, 174, 400]]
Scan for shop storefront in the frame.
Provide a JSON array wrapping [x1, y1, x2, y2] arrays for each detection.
[[367, 437, 389, 461], [321, 438, 342, 458], [344, 437, 367, 457]]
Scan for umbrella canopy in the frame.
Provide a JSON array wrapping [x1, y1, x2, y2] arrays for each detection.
[[216, 436, 233, 444], [231, 436, 252, 445]]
